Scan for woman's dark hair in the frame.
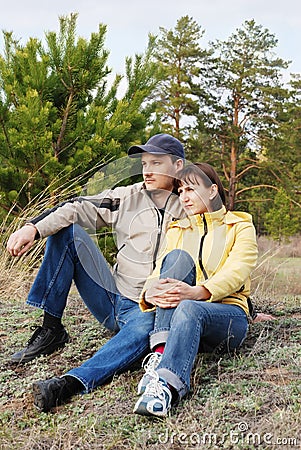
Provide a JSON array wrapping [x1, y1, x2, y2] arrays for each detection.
[[176, 162, 226, 208]]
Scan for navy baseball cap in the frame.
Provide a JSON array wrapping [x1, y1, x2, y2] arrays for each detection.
[[128, 133, 185, 159]]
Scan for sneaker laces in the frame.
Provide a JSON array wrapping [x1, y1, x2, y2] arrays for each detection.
[[27, 326, 48, 346], [141, 352, 162, 373], [144, 373, 166, 400]]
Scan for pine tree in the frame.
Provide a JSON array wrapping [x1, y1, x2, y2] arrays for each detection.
[[261, 74, 301, 201], [153, 16, 210, 139], [265, 188, 300, 241], [0, 14, 160, 217], [194, 19, 290, 210]]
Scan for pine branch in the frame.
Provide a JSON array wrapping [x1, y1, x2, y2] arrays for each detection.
[[237, 164, 260, 179], [236, 184, 280, 195], [237, 185, 301, 208]]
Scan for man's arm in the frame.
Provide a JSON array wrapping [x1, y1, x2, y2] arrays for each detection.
[[29, 184, 138, 239], [7, 184, 138, 257]]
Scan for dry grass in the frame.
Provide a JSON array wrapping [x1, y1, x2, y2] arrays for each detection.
[[0, 159, 109, 300], [251, 235, 301, 311], [257, 235, 301, 258]]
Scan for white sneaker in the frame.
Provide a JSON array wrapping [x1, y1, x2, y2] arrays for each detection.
[[133, 373, 172, 417], [137, 352, 162, 395]]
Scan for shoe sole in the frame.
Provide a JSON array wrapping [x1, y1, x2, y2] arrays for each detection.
[[32, 382, 49, 412], [133, 406, 168, 417]]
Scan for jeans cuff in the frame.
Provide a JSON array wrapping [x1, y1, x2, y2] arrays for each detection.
[[157, 368, 187, 399], [26, 300, 63, 319], [149, 330, 169, 350]]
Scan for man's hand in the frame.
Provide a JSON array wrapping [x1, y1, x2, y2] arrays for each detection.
[[145, 278, 211, 309], [6, 225, 37, 257]]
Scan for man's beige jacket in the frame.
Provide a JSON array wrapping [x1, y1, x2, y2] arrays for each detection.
[[30, 182, 184, 302]]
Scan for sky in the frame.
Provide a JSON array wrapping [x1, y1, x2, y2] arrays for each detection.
[[0, 0, 300, 79]]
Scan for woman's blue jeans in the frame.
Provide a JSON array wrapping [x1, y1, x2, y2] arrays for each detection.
[[151, 249, 249, 398], [27, 225, 155, 392]]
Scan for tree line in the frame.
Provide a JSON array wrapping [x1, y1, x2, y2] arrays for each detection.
[[0, 13, 300, 239]]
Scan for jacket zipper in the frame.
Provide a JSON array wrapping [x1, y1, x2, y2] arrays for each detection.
[[198, 215, 208, 280], [152, 207, 164, 270], [152, 193, 174, 270]]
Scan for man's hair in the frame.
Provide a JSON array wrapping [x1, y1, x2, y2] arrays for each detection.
[[169, 154, 184, 163]]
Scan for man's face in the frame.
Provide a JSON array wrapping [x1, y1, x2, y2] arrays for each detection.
[[141, 153, 183, 192]]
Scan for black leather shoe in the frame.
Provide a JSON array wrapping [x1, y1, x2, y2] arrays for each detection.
[[33, 377, 70, 412], [10, 326, 69, 363]]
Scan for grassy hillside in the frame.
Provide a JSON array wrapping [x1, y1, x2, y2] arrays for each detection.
[[0, 237, 300, 449]]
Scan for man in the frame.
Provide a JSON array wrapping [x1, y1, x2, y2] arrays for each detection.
[[6, 133, 185, 412]]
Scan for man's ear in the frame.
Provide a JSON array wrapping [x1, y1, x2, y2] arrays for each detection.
[[175, 159, 184, 171]]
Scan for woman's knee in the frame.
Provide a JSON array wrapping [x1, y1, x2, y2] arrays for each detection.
[[160, 250, 196, 282]]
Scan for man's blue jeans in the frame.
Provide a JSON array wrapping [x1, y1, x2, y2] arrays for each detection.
[[150, 249, 249, 399], [27, 225, 155, 392]]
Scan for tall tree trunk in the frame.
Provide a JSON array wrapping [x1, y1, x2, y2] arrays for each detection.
[[228, 95, 239, 210], [228, 140, 237, 210], [175, 107, 180, 138], [53, 89, 74, 160]]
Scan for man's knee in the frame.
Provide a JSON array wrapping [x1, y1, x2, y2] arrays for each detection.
[[127, 313, 155, 338]]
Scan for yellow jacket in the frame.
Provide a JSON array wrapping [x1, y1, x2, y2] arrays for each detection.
[[140, 206, 258, 316]]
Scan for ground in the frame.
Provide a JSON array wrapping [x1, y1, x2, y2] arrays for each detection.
[[0, 237, 300, 449], [0, 289, 300, 449]]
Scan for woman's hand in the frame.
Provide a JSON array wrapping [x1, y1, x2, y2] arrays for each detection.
[[252, 312, 276, 323], [145, 278, 211, 309]]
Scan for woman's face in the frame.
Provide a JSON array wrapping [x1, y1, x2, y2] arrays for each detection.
[[178, 180, 215, 215]]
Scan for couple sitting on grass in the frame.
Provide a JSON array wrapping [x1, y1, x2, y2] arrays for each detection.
[[7, 133, 259, 417]]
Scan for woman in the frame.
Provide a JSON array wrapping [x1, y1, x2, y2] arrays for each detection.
[[133, 163, 258, 417]]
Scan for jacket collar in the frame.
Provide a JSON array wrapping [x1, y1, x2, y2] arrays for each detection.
[[171, 206, 253, 228]]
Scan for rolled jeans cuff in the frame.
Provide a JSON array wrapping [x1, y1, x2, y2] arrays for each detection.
[[157, 368, 187, 399], [149, 330, 169, 350]]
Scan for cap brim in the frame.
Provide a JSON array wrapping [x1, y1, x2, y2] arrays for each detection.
[[128, 144, 170, 158]]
